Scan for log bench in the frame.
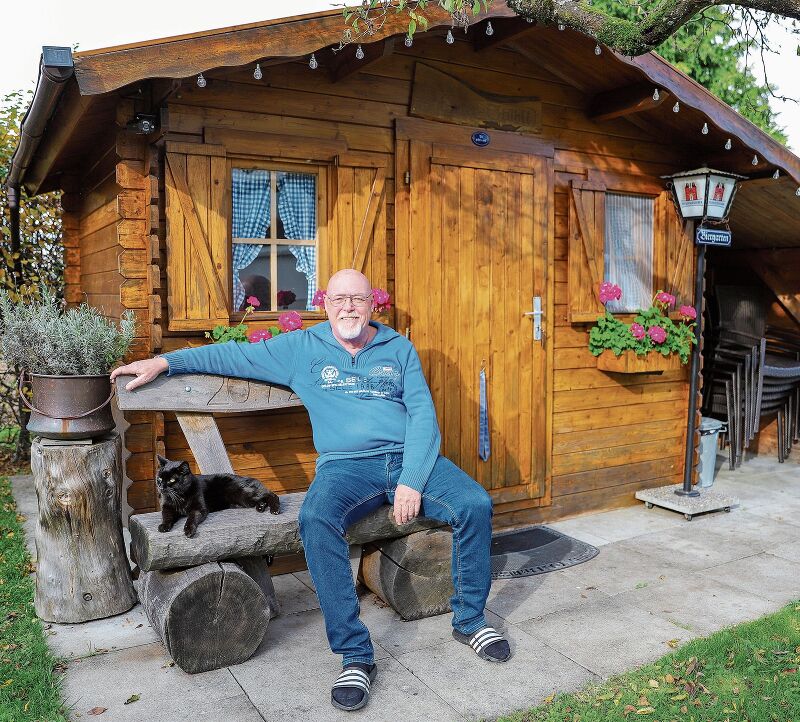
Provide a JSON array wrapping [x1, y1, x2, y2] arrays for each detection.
[[117, 373, 454, 673]]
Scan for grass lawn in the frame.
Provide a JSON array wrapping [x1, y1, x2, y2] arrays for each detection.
[[497, 601, 800, 722], [0, 473, 69, 721]]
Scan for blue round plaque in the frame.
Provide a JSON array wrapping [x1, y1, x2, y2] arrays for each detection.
[[471, 131, 490, 147]]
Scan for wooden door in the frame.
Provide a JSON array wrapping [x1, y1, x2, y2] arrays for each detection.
[[397, 126, 552, 506]]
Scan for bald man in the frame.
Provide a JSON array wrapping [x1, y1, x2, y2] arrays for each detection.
[[112, 269, 509, 712]]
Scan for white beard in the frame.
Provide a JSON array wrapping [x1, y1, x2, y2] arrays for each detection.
[[336, 318, 363, 340]]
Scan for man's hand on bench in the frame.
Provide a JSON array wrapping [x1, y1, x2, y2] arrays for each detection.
[[111, 357, 169, 390], [393, 484, 421, 525]]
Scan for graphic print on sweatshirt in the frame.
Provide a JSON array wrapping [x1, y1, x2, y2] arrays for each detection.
[[308, 356, 402, 400]]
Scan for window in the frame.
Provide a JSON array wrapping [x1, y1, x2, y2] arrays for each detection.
[[603, 193, 654, 313], [231, 167, 319, 312]]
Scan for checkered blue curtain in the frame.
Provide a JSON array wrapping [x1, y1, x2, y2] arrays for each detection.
[[232, 169, 270, 310], [278, 173, 317, 310]]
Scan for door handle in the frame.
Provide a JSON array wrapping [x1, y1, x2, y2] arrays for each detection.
[[523, 296, 543, 342]]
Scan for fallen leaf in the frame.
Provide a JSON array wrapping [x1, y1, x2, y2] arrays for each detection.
[[161, 661, 175, 668], [667, 639, 680, 648], [665, 673, 675, 684], [671, 692, 688, 701], [680, 705, 688, 714], [648, 679, 659, 688], [635, 707, 655, 715], [543, 693, 555, 704], [88, 708, 107, 716], [623, 705, 637, 716], [638, 695, 650, 706], [124, 694, 140, 705], [782, 668, 797, 675]]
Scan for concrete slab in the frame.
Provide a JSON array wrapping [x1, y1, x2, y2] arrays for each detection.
[[396, 626, 595, 720], [618, 571, 778, 635], [544, 505, 684, 545], [233, 655, 465, 722], [613, 524, 760, 572], [272, 570, 320, 615], [769, 541, 800, 564], [45, 604, 159, 660], [59, 642, 258, 722], [687, 509, 800, 549], [486, 568, 609, 624], [518, 596, 697, 677], [703, 553, 800, 604], [556, 542, 686, 596]]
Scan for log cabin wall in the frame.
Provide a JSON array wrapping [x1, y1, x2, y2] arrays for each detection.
[[119, 34, 697, 525]]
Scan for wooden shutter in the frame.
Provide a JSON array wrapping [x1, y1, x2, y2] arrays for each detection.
[[657, 191, 695, 308], [568, 179, 606, 322], [164, 142, 230, 331], [325, 153, 388, 295]]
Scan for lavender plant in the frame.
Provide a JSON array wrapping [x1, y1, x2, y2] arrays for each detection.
[[0, 288, 136, 375]]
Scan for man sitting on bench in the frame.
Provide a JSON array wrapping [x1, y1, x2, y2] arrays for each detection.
[[111, 268, 510, 712]]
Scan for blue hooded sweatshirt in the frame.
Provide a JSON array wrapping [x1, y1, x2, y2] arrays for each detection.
[[161, 321, 442, 493]]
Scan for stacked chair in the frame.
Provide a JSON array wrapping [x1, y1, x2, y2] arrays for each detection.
[[702, 285, 800, 467]]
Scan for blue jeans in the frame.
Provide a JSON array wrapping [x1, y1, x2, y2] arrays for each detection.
[[298, 452, 493, 667]]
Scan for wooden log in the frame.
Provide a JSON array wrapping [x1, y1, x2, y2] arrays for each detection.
[[138, 561, 269, 673], [129, 496, 445, 572], [31, 434, 137, 623], [360, 528, 454, 621]]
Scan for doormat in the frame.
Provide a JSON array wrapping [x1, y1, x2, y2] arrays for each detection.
[[490, 525, 599, 579]]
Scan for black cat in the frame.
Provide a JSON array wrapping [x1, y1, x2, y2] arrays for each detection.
[[155, 454, 281, 538]]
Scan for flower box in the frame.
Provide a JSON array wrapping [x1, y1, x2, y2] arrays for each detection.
[[596, 350, 684, 374]]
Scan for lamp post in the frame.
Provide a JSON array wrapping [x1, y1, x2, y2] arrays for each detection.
[[664, 167, 746, 498]]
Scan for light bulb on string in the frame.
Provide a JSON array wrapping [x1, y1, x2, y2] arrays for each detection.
[[773, 169, 780, 179], [594, 44, 602, 55], [446, 29, 455, 44], [309, 53, 318, 70], [404, 35, 413, 47], [355, 45, 365, 60], [752, 155, 759, 166], [701, 123, 708, 134], [652, 88, 660, 101], [725, 138, 732, 150], [253, 63, 262, 80], [796, 187, 800, 197], [486, 21, 494, 36], [672, 102, 680, 113], [558, 23, 565, 31], [196, 73, 207, 88], [526, 17, 534, 23]]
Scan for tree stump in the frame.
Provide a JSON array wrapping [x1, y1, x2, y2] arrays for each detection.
[[138, 561, 270, 673], [361, 527, 454, 620], [31, 433, 136, 623]]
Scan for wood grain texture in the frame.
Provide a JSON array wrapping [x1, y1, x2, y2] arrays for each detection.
[[31, 435, 136, 623]]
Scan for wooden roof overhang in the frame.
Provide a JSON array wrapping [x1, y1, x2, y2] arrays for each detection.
[[12, 7, 800, 249]]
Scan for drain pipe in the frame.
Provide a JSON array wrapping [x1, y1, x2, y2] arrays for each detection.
[[7, 185, 22, 289], [6, 46, 74, 195]]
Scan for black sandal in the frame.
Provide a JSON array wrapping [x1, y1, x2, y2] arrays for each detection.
[[331, 663, 377, 711], [453, 626, 511, 662]]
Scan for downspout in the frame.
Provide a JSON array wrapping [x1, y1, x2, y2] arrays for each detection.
[[5, 46, 74, 198]]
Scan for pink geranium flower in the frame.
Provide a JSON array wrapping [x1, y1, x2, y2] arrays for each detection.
[[246, 295, 261, 308], [648, 325, 667, 343], [630, 323, 646, 340], [278, 311, 303, 332], [248, 329, 272, 343], [372, 288, 392, 312], [598, 281, 622, 305], [655, 291, 676, 307], [679, 304, 697, 320], [311, 289, 327, 308]]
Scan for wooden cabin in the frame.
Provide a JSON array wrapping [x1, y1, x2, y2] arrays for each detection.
[[8, 8, 800, 532]]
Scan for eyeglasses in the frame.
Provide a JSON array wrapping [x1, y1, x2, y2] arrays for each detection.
[[326, 294, 373, 308]]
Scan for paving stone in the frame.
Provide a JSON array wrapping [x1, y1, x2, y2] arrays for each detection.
[[538, 519, 611, 547], [486, 568, 609, 624], [703, 553, 800, 604], [545, 505, 684, 544], [614, 523, 760, 572], [556, 542, 686, 596], [45, 604, 159, 660], [234, 655, 465, 722], [272, 571, 320, 615], [59, 642, 256, 722], [396, 625, 594, 720], [519, 596, 696, 677], [769, 541, 800, 563], [618, 571, 778, 635], [687, 510, 800, 548]]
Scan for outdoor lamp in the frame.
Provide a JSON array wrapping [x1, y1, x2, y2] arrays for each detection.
[[663, 167, 746, 223]]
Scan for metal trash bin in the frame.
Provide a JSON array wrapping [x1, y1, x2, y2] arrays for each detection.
[[698, 417, 726, 488]]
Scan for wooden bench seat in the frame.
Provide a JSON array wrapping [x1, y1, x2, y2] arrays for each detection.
[[117, 372, 454, 674]]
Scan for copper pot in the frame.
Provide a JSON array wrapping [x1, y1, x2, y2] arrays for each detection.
[[22, 373, 116, 440]]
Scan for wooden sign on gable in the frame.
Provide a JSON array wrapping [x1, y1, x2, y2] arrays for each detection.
[[410, 62, 542, 134]]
